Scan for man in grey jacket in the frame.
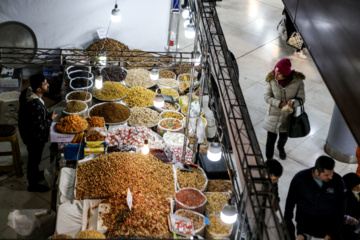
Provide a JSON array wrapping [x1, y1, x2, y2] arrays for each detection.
[[263, 58, 305, 160]]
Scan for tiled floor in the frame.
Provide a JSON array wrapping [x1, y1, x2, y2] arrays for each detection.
[[0, 0, 358, 238]]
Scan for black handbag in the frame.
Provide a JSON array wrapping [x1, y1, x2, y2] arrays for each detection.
[[287, 98, 310, 138]]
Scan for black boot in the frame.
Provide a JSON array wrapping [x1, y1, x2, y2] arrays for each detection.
[[277, 146, 286, 160]]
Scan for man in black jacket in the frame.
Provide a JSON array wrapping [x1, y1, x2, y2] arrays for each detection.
[[18, 74, 56, 192], [284, 156, 346, 240]]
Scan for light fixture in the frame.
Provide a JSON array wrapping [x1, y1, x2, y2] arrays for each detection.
[[99, 52, 107, 66], [95, 75, 103, 89], [207, 142, 222, 162], [220, 201, 238, 224], [154, 93, 165, 108], [141, 139, 149, 154], [185, 19, 195, 39], [111, 4, 121, 22], [182, 5, 190, 19], [149, 64, 159, 80], [190, 51, 201, 66], [184, 16, 191, 28]]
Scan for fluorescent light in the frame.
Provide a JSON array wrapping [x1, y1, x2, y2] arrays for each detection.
[[220, 203, 237, 224], [141, 139, 149, 154], [95, 75, 103, 89], [207, 142, 222, 161], [111, 4, 121, 22]]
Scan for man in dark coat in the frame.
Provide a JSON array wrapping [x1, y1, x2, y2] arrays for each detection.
[[284, 156, 346, 240], [18, 74, 56, 192]]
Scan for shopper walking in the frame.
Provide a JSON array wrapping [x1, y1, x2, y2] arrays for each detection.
[[340, 173, 360, 240], [263, 58, 305, 160], [284, 156, 346, 240], [265, 159, 283, 211], [18, 74, 56, 192]]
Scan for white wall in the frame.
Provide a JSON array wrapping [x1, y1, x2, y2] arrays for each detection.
[[0, 0, 171, 51]]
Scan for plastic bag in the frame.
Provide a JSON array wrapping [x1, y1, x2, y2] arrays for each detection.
[[8, 209, 44, 236], [190, 101, 201, 117], [196, 118, 206, 144], [277, 16, 286, 35], [44, 158, 56, 188]]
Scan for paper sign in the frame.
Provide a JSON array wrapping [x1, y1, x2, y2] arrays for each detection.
[[127, 188, 133, 211], [97, 28, 107, 39]]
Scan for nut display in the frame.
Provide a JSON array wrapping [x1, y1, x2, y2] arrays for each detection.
[[86, 116, 105, 127], [159, 69, 176, 79], [49, 234, 73, 239], [102, 192, 172, 239], [158, 78, 179, 88], [205, 192, 230, 215], [177, 167, 207, 191], [125, 69, 157, 88], [90, 102, 130, 124], [85, 38, 130, 61], [55, 114, 89, 133], [67, 91, 91, 101], [64, 100, 87, 113], [86, 129, 106, 141], [77, 230, 106, 239], [93, 81, 128, 101], [207, 180, 232, 192], [161, 111, 184, 120], [129, 107, 160, 127], [175, 209, 204, 231], [124, 86, 156, 107], [162, 102, 180, 111], [101, 66, 127, 82], [76, 152, 174, 200], [205, 216, 232, 236], [158, 88, 178, 98]]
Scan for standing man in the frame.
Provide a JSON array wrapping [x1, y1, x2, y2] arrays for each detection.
[[284, 156, 346, 240], [18, 74, 56, 192]]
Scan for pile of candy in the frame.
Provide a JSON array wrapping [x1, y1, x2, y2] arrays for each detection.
[[165, 146, 193, 163], [106, 126, 164, 148]]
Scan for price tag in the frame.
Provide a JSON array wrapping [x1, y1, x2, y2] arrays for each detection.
[[204, 216, 210, 226], [127, 188, 133, 210], [97, 28, 107, 39]]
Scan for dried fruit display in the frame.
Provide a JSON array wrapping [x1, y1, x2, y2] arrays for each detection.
[[86, 116, 105, 127], [207, 180, 232, 192], [93, 81, 128, 101], [124, 86, 156, 107], [90, 102, 130, 124], [205, 216, 232, 238], [177, 167, 207, 191], [85, 38, 130, 61], [175, 209, 205, 232], [129, 107, 160, 127], [55, 114, 89, 133], [101, 66, 127, 82], [101, 192, 172, 238], [75, 152, 174, 200], [205, 192, 230, 215], [77, 230, 105, 239], [125, 69, 157, 88], [159, 69, 176, 79]]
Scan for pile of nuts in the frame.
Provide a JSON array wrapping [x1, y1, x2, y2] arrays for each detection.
[[75, 152, 175, 200], [177, 167, 207, 191], [129, 107, 160, 127], [205, 192, 230, 215]]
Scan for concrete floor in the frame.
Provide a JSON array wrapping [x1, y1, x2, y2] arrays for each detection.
[[0, 0, 358, 238]]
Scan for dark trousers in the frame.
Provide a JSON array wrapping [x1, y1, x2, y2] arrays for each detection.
[[26, 142, 45, 186], [266, 132, 288, 160]]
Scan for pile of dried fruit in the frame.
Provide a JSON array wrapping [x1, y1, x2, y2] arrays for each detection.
[[93, 81, 128, 101], [205, 216, 232, 237], [76, 152, 174, 200], [124, 87, 156, 107], [205, 192, 230, 215], [90, 102, 130, 124], [102, 192, 172, 238], [86, 116, 105, 127], [125, 69, 157, 88], [207, 180, 232, 192], [85, 38, 130, 61], [55, 114, 89, 133], [175, 209, 204, 231], [129, 107, 160, 127], [177, 167, 207, 190]]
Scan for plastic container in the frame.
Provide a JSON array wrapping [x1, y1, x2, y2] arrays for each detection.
[[63, 100, 88, 118], [174, 209, 206, 237], [66, 65, 91, 77], [181, 105, 205, 117], [68, 70, 93, 80], [175, 187, 207, 214], [163, 131, 189, 147], [157, 118, 183, 136], [65, 91, 92, 107], [204, 216, 233, 239]]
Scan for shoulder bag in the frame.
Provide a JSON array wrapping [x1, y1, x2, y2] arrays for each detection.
[[287, 98, 310, 138], [287, 32, 304, 50]]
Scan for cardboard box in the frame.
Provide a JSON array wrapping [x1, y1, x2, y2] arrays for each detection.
[[50, 122, 84, 143]]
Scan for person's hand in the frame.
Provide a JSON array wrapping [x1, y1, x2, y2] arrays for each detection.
[[324, 234, 331, 240], [51, 111, 57, 120], [296, 235, 305, 240], [287, 100, 294, 108], [354, 219, 359, 225], [280, 101, 287, 108]]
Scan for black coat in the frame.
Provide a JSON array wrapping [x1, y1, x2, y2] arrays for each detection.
[[18, 88, 53, 145], [284, 168, 346, 239], [341, 191, 360, 239]]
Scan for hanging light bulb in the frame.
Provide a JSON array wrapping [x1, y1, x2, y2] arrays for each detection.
[[95, 75, 103, 89], [99, 52, 107, 66], [111, 4, 121, 22], [185, 19, 195, 39], [182, 5, 190, 19], [141, 139, 149, 154], [154, 93, 165, 108], [149, 64, 159, 80], [207, 142, 222, 161], [220, 202, 238, 224]]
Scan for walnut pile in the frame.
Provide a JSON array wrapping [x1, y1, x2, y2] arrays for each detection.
[[75, 152, 175, 200]]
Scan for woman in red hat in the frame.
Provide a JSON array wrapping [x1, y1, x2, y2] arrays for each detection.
[[263, 58, 305, 160]]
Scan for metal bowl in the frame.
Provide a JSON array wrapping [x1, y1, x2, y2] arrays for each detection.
[[89, 102, 131, 125]]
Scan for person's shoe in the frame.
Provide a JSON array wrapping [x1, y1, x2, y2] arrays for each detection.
[[27, 184, 50, 193], [277, 146, 287, 160], [302, 48, 308, 55], [36, 171, 45, 182], [293, 51, 307, 59]]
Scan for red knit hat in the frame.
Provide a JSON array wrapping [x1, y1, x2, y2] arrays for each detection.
[[274, 58, 292, 76]]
